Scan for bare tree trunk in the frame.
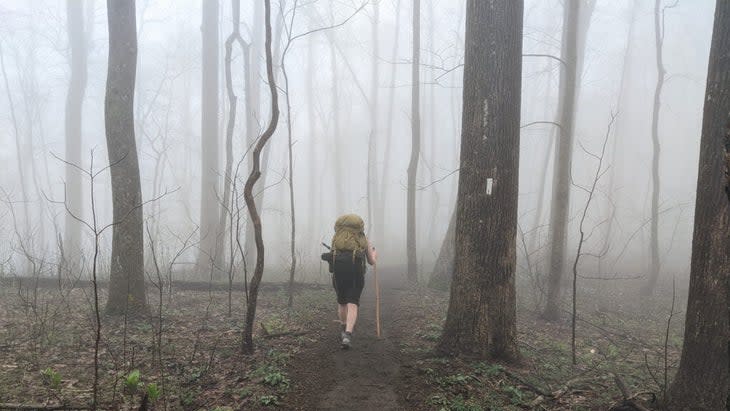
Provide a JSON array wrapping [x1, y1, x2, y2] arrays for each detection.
[[218, 0, 248, 299], [64, 0, 88, 274], [197, 0, 221, 277], [428, 208, 455, 290], [242, 0, 279, 354], [104, 0, 147, 316], [406, 0, 421, 283], [285, 72, 296, 310], [667, 2, 730, 407], [437, 0, 522, 361], [278, 4, 296, 310], [543, 0, 595, 320], [243, 0, 263, 261], [641, 0, 669, 296]]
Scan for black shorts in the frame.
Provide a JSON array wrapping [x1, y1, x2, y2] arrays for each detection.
[[332, 258, 365, 305]]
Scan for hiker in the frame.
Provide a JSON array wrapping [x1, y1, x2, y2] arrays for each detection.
[[321, 214, 377, 349]]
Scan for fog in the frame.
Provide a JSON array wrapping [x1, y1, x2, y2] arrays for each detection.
[[0, 0, 715, 286]]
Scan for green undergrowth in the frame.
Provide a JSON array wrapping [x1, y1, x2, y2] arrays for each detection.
[[0, 282, 334, 410], [394, 284, 678, 410]]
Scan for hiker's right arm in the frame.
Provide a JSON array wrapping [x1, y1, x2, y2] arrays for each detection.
[[366, 242, 377, 265]]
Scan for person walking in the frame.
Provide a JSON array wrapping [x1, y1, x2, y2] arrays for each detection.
[[322, 214, 377, 349]]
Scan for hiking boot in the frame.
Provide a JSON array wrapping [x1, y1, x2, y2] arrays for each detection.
[[341, 332, 352, 349]]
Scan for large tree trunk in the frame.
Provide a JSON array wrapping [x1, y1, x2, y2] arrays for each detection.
[[428, 208, 455, 290], [667, 1, 730, 408], [104, 0, 147, 316], [64, 0, 88, 274], [437, 0, 522, 361], [641, 0, 667, 296], [196, 0, 221, 276], [242, 0, 279, 354], [543, 0, 595, 320], [406, 0, 421, 283]]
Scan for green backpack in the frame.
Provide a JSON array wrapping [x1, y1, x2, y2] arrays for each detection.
[[331, 214, 368, 252]]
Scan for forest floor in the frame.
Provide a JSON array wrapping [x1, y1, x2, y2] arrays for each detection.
[[0, 269, 680, 410]]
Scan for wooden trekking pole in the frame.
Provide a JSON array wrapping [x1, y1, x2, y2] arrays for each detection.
[[374, 262, 381, 338]]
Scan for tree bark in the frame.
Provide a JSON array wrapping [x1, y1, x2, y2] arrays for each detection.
[[437, 0, 522, 361], [197, 0, 221, 276], [104, 0, 147, 315], [406, 0, 421, 283], [242, 0, 279, 354], [64, 0, 88, 274], [667, 1, 730, 408], [543, 0, 595, 320]]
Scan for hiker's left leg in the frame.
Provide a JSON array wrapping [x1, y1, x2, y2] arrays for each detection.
[[345, 303, 358, 333], [338, 304, 347, 326]]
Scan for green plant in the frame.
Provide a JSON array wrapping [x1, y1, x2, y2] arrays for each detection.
[[146, 382, 161, 402], [438, 373, 472, 388], [450, 396, 483, 411], [124, 369, 141, 393], [261, 315, 287, 335], [41, 367, 62, 389], [429, 394, 482, 411], [135, 322, 153, 332], [259, 394, 279, 406], [237, 387, 253, 399], [181, 390, 196, 406], [421, 367, 436, 377], [266, 349, 291, 366], [503, 385, 525, 405], [263, 370, 290, 388], [473, 362, 503, 377], [187, 367, 204, 383]]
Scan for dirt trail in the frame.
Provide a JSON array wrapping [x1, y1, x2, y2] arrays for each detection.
[[284, 268, 409, 411]]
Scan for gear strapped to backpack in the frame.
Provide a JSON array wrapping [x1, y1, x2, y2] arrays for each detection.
[[321, 214, 368, 274]]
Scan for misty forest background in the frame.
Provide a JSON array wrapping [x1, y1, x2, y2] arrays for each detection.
[[0, 0, 712, 284], [0, 0, 728, 410]]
